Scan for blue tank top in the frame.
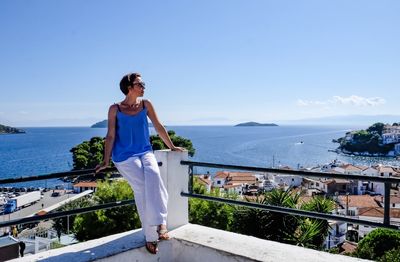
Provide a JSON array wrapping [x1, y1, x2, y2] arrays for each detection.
[[112, 101, 152, 162]]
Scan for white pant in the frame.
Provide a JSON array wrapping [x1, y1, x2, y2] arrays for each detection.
[[114, 152, 168, 242]]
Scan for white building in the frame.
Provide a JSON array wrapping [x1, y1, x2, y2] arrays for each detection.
[[357, 167, 379, 195], [73, 181, 97, 193], [369, 166, 398, 195], [382, 133, 400, 144], [395, 143, 400, 155], [271, 174, 302, 188], [325, 221, 347, 249]]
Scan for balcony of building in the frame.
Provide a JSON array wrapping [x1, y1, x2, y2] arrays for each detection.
[[3, 150, 399, 261]]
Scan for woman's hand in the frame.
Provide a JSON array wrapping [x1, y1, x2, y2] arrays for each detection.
[[171, 146, 186, 152], [95, 161, 110, 173]]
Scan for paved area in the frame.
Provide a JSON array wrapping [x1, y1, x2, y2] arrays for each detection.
[[1, 190, 75, 223]]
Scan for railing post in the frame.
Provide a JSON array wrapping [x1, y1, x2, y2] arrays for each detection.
[[155, 150, 189, 230], [189, 165, 194, 194], [384, 182, 391, 226]]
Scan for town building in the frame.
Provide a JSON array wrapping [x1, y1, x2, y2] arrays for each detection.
[[73, 181, 98, 193]]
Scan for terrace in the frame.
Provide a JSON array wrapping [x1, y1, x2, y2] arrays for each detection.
[[2, 150, 399, 261]]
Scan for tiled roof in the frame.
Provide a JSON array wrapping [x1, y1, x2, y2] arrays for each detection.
[[338, 195, 379, 208], [377, 166, 396, 173], [197, 177, 212, 186], [358, 207, 400, 218], [322, 179, 350, 185], [359, 166, 369, 171], [223, 183, 243, 189], [340, 241, 357, 254], [340, 164, 362, 171], [215, 171, 256, 180], [215, 171, 230, 179], [73, 181, 98, 188], [228, 177, 256, 183], [374, 195, 400, 204]]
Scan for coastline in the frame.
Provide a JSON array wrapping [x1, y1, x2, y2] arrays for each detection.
[[330, 148, 398, 158]]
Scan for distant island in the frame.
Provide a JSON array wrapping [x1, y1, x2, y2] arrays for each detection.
[[235, 122, 278, 127], [91, 120, 154, 128], [91, 120, 108, 128], [0, 124, 25, 134], [333, 122, 400, 157]]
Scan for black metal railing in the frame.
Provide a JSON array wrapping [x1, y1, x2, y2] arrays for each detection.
[[0, 162, 161, 228], [180, 160, 400, 230], [2, 159, 399, 234]]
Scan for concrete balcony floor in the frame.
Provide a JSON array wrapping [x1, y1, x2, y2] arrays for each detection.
[[11, 224, 371, 262]]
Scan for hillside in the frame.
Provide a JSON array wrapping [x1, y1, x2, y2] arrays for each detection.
[[0, 124, 25, 134]]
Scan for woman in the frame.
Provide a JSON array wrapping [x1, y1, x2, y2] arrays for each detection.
[[95, 72, 184, 254]]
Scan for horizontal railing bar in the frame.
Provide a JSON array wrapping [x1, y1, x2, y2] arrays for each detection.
[[181, 192, 399, 230], [0, 199, 135, 228], [0, 162, 162, 185], [181, 160, 400, 183], [0, 167, 116, 185]]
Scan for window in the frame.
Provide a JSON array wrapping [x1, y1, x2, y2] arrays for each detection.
[[381, 173, 384, 177], [393, 203, 396, 207], [316, 182, 320, 187], [217, 181, 221, 184]]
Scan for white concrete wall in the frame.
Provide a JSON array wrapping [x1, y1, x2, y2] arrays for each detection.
[[154, 150, 189, 230], [213, 178, 225, 188], [272, 175, 302, 187]]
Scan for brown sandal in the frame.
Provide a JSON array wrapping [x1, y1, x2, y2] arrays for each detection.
[[145, 241, 158, 254], [157, 225, 170, 240]]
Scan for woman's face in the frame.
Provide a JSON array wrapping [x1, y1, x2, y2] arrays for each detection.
[[130, 76, 145, 97]]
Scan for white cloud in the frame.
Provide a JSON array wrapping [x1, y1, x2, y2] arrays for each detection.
[[332, 95, 385, 106], [297, 95, 386, 107]]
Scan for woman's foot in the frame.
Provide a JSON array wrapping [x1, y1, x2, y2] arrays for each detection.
[[157, 224, 170, 240], [145, 241, 158, 254]]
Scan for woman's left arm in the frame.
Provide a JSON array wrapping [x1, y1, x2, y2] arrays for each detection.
[[145, 100, 184, 151]]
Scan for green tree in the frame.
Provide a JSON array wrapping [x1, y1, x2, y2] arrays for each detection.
[[356, 228, 400, 260], [70, 137, 104, 170], [150, 130, 195, 157], [189, 187, 235, 231], [70, 130, 195, 170], [338, 122, 393, 154], [379, 248, 400, 262], [53, 197, 95, 240], [232, 188, 300, 243], [288, 218, 327, 249], [288, 196, 335, 249], [367, 122, 385, 136], [231, 195, 273, 239], [73, 180, 141, 241]]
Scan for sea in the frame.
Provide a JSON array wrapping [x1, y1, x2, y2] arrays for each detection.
[[1, 125, 399, 188]]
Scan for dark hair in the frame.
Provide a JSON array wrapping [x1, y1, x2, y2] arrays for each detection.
[[120, 73, 141, 95]]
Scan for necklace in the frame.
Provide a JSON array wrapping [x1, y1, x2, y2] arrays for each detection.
[[121, 101, 140, 108]]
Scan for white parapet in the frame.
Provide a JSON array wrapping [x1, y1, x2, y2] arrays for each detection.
[[12, 224, 372, 262], [154, 150, 189, 230]]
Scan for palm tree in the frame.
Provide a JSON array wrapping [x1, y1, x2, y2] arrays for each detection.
[[289, 196, 335, 249], [232, 188, 300, 242]]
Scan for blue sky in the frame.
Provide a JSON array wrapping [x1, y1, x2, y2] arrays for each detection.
[[0, 0, 399, 126]]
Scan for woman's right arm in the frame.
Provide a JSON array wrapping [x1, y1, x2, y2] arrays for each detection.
[[95, 105, 118, 173]]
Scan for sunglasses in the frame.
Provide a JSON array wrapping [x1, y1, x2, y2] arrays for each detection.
[[131, 81, 146, 88]]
